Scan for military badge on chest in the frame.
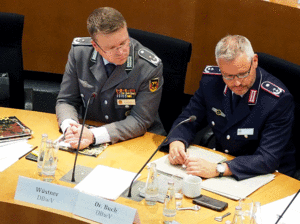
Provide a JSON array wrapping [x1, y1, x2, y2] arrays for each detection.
[[116, 89, 136, 106]]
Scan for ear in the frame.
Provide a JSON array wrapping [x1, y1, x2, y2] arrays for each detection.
[[91, 39, 97, 49], [253, 54, 258, 69]]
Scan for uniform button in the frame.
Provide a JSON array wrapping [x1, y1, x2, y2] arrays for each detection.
[[212, 121, 215, 126], [104, 100, 108, 104], [226, 135, 230, 140], [225, 149, 229, 153], [105, 115, 109, 120]]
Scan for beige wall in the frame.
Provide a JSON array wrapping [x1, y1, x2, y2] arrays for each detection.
[[2, 0, 300, 94]]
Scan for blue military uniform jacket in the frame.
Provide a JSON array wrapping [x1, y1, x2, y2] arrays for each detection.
[[56, 37, 165, 144], [166, 65, 296, 180]]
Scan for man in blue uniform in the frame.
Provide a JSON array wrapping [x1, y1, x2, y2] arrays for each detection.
[[56, 7, 165, 149], [166, 35, 296, 180]]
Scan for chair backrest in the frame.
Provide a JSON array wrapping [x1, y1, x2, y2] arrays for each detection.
[[128, 28, 192, 133], [257, 52, 300, 170], [0, 12, 24, 109]]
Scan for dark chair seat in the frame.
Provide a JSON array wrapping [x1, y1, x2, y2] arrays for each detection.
[[257, 52, 300, 179], [0, 12, 24, 109]]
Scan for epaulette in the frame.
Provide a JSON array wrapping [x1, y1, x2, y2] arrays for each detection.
[[261, 81, 285, 97], [72, 37, 92, 46], [138, 49, 161, 66], [203, 65, 221, 75]]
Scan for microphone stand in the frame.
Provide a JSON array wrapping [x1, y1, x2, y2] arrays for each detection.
[[127, 115, 196, 198], [71, 93, 96, 182]]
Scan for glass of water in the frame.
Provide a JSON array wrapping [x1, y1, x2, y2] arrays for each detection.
[[238, 197, 254, 224], [42, 140, 58, 182]]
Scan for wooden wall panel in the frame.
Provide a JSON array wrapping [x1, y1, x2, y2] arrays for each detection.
[[1, 0, 195, 76], [189, 0, 300, 94], [1, 0, 300, 94]]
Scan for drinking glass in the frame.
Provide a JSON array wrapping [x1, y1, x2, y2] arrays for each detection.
[[238, 197, 254, 224]]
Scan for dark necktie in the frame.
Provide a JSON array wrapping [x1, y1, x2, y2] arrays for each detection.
[[232, 93, 241, 112], [105, 63, 116, 77]]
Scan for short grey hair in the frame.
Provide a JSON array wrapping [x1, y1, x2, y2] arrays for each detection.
[[87, 7, 127, 39], [215, 35, 254, 62]]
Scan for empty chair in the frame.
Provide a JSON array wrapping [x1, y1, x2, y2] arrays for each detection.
[[0, 12, 24, 109]]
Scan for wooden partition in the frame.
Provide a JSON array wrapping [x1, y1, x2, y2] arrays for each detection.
[[2, 0, 300, 94]]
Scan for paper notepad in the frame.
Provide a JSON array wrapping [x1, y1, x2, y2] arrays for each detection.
[[152, 145, 227, 179], [202, 174, 275, 200], [74, 165, 139, 200]]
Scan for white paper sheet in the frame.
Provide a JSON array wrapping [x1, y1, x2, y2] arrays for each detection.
[[0, 140, 32, 172], [74, 165, 139, 200], [0, 157, 18, 172], [0, 140, 33, 172], [261, 192, 300, 224]]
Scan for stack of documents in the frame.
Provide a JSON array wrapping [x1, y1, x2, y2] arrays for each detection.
[[0, 116, 32, 143], [151, 145, 227, 179], [0, 116, 33, 172]]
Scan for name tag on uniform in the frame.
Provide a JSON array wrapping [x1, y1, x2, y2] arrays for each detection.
[[237, 128, 254, 136], [117, 99, 136, 105]]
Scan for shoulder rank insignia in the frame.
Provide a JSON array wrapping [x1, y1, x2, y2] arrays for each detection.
[[149, 78, 159, 92], [138, 49, 161, 66], [72, 37, 92, 46], [203, 65, 221, 75], [261, 81, 285, 97]]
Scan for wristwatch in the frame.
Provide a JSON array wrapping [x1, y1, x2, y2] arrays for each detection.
[[216, 163, 225, 177]]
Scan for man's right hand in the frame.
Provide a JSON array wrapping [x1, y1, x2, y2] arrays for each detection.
[[168, 141, 187, 165]]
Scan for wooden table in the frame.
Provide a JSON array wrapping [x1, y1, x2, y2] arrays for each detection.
[[0, 107, 300, 224], [263, 0, 300, 8]]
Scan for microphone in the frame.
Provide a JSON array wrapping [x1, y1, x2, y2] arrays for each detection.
[[127, 115, 197, 197], [71, 92, 97, 182]]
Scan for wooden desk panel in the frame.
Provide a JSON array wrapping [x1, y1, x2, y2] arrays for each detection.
[[0, 108, 300, 223], [264, 0, 300, 8]]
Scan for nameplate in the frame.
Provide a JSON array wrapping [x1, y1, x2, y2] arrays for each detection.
[[14, 176, 79, 213], [237, 128, 254, 135], [73, 192, 140, 224]]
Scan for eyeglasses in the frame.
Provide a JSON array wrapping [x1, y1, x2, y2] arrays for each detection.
[[94, 38, 131, 55], [222, 60, 253, 80]]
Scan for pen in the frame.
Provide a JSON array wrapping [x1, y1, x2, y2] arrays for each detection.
[[19, 146, 38, 160]]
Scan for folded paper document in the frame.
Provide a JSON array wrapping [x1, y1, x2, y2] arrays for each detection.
[[202, 174, 275, 200]]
